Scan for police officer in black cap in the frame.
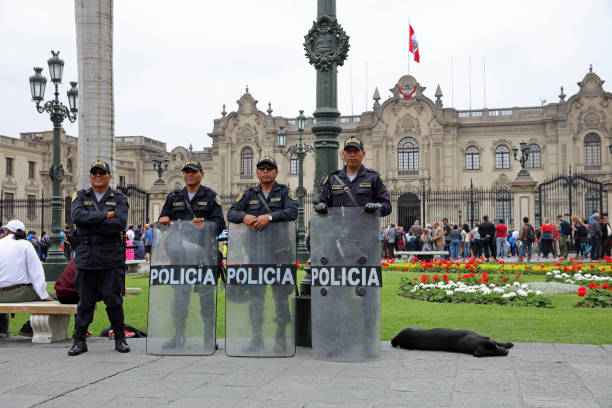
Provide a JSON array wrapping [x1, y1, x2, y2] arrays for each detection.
[[227, 155, 298, 352], [315, 136, 391, 216], [68, 160, 130, 356], [158, 160, 225, 349]]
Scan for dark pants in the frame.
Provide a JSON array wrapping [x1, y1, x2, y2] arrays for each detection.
[[590, 238, 601, 260], [64, 244, 72, 262], [486, 238, 497, 259], [249, 286, 292, 335], [74, 267, 125, 331], [604, 237, 611, 257], [472, 240, 481, 258], [170, 285, 215, 337], [541, 239, 554, 258]]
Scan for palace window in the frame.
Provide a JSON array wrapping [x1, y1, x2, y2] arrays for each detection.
[[28, 161, 36, 179], [526, 144, 541, 168], [6, 157, 13, 176], [495, 145, 510, 169], [398, 137, 419, 172], [240, 146, 253, 175], [584, 133, 601, 166], [290, 153, 298, 175], [465, 146, 480, 170]]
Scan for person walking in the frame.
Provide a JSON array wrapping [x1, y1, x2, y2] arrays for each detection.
[[449, 225, 462, 259], [461, 224, 471, 258], [495, 219, 508, 258], [558, 215, 570, 258], [588, 214, 602, 260], [540, 218, 555, 258], [68, 160, 130, 356], [518, 217, 535, 261]]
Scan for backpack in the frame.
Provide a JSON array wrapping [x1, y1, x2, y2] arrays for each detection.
[[576, 224, 588, 238], [525, 225, 535, 242]]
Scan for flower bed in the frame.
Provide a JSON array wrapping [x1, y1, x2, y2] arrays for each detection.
[[382, 257, 612, 276], [576, 283, 612, 308], [546, 271, 612, 285], [398, 274, 552, 308]]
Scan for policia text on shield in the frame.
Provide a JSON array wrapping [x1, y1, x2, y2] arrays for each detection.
[[226, 155, 298, 356]]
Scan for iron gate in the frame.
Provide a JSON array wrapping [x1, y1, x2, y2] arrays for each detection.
[[117, 185, 150, 227], [536, 170, 606, 224]]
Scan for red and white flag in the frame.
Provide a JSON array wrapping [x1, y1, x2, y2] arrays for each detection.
[[409, 25, 420, 63]]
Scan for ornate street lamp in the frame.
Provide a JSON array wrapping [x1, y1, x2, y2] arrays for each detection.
[[277, 110, 315, 263], [152, 154, 169, 185], [512, 141, 531, 177], [29, 50, 78, 280]]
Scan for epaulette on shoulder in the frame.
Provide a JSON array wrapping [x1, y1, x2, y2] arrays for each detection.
[[112, 189, 127, 199], [172, 189, 183, 195], [77, 188, 88, 195]]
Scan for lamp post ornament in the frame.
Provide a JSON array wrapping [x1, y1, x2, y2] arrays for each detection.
[[29, 50, 78, 280], [277, 111, 315, 263], [152, 154, 169, 185], [512, 141, 531, 178]]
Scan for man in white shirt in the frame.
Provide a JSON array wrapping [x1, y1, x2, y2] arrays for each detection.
[[0, 220, 53, 337], [126, 225, 135, 241]]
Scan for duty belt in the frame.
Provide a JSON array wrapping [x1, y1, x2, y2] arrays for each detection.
[[72, 235, 122, 245]]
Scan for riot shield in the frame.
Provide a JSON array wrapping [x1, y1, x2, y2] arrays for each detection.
[[310, 207, 382, 361], [225, 221, 297, 357], [146, 220, 219, 355]]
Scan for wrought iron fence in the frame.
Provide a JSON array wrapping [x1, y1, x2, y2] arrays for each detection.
[[0, 197, 63, 234]]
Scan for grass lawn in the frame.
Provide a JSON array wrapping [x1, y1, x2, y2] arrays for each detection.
[[7, 270, 612, 345]]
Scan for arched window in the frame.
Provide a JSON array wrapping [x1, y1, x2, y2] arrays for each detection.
[[495, 145, 509, 169], [526, 145, 541, 168], [585, 188, 600, 216], [584, 133, 601, 166], [66, 158, 73, 173], [290, 153, 298, 175], [465, 146, 479, 170], [496, 190, 511, 224], [240, 146, 253, 175], [398, 137, 418, 172]]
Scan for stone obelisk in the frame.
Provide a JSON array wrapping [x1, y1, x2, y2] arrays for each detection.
[[75, 0, 115, 188]]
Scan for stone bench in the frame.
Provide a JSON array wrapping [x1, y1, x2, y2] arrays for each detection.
[[0, 302, 76, 344], [395, 251, 449, 261], [125, 259, 146, 274]]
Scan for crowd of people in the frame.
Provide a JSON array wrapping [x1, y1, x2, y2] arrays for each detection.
[[382, 211, 612, 262]]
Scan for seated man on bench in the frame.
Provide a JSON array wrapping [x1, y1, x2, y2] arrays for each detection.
[[0, 220, 54, 338]]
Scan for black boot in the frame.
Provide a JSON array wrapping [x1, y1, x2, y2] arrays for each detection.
[[113, 325, 130, 353], [68, 327, 88, 356]]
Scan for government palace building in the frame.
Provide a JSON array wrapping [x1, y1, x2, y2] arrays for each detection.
[[3, 68, 612, 231]]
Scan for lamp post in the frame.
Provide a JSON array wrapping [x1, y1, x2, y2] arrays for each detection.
[[512, 141, 531, 178], [152, 154, 169, 185], [29, 51, 78, 281], [277, 111, 315, 263]]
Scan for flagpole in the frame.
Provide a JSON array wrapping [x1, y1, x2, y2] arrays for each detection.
[[451, 56, 454, 108], [408, 18, 411, 75], [469, 56, 472, 110]]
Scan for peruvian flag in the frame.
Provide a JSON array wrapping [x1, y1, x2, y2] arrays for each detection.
[[409, 25, 420, 63]]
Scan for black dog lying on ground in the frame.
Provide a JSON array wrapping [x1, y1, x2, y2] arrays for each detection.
[[391, 327, 513, 357]]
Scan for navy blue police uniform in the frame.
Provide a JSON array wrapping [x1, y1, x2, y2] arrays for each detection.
[[227, 156, 298, 352], [316, 137, 391, 357], [70, 160, 129, 355], [158, 162, 226, 349]]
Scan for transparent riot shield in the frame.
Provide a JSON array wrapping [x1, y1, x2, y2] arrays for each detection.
[[310, 207, 382, 361], [146, 220, 219, 355], [225, 221, 297, 357]]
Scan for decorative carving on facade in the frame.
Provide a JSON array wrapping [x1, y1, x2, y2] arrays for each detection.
[[396, 113, 420, 135], [303, 15, 350, 72]]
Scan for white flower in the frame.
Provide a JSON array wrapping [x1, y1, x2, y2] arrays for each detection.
[[502, 292, 516, 298], [536, 290, 543, 295], [446, 290, 453, 296], [546, 272, 552, 276], [517, 289, 528, 297], [513, 282, 520, 287]]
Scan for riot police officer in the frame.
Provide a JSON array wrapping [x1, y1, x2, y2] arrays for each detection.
[[315, 136, 391, 216], [158, 160, 225, 349], [227, 155, 298, 352], [68, 160, 130, 356]]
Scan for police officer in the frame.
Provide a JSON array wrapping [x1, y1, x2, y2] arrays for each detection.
[[68, 160, 130, 356], [158, 160, 226, 349], [314, 137, 391, 357], [227, 155, 298, 352], [315, 136, 391, 216]]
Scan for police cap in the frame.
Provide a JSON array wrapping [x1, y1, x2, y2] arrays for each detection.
[[256, 155, 277, 169], [182, 160, 203, 172], [344, 136, 364, 151], [90, 160, 111, 174]]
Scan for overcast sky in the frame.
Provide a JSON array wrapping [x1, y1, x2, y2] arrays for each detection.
[[2, 0, 612, 151]]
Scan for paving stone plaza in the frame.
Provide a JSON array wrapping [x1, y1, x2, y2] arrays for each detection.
[[1, 337, 611, 407]]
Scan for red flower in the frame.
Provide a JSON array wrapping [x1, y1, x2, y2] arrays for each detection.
[[502, 276, 508, 282], [296, 261, 300, 268], [577, 287, 587, 297], [413, 277, 418, 281], [590, 265, 596, 269], [433, 275, 440, 281], [559, 258, 564, 261], [404, 266, 410, 271], [601, 283, 609, 289], [520, 257, 525, 262], [588, 282, 597, 289], [442, 274, 449, 280], [515, 274, 521, 278]]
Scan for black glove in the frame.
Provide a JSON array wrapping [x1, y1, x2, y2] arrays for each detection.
[[364, 202, 383, 213], [314, 202, 328, 214]]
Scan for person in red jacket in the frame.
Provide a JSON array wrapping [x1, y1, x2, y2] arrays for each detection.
[[54, 260, 79, 304], [495, 219, 508, 258]]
